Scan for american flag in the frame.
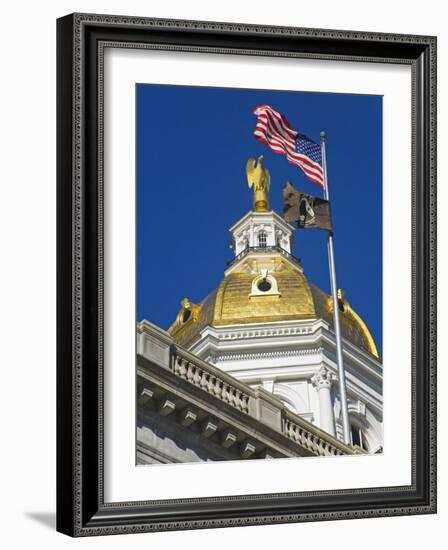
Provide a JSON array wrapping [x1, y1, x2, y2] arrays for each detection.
[[253, 104, 325, 188]]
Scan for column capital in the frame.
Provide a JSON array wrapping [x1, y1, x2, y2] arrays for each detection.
[[311, 366, 336, 390]]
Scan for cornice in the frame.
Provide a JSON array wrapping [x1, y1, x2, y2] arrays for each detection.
[[214, 347, 323, 362], [203, 323, 319, 341]]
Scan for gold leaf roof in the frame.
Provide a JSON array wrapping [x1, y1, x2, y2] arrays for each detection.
[[168, 267, 379, 358]]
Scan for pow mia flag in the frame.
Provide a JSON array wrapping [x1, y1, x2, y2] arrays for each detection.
[[283, 181, 333, 233]]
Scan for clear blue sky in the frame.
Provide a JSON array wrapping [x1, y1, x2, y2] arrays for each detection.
[[136, 84, 382, 353]]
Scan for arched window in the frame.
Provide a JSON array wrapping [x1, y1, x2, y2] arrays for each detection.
[[258, 230, 267, 248], [351, 423, 368, 451]]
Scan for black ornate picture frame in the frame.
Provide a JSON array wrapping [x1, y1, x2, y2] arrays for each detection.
[[56, 13, 437, 536]]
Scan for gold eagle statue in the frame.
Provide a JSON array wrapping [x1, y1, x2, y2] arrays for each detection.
[[246, 156, 270, 212]]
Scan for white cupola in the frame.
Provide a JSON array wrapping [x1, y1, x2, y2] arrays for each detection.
[[230, 210, 294, 256]]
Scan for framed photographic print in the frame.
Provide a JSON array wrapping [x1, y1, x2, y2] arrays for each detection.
[[56, 13, 437, 536]]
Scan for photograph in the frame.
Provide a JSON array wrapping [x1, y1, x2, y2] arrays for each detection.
[[135, 84, 383, 464], [55, 12, 436, 535]]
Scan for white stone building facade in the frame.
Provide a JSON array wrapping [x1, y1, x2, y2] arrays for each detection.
[[168, 208, 383, 453]]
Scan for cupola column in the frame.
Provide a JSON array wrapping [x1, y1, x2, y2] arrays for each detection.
[[311, 366, 336, 436], [249, 222, 254, 247]]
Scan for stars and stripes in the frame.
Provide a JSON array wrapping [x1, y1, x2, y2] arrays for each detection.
[[252, 104, 325, 188]]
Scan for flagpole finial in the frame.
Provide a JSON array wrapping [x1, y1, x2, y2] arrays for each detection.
[[320, 131, 326, 142]]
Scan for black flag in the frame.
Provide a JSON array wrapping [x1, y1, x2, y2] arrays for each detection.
[[283, 181, 333, 233]]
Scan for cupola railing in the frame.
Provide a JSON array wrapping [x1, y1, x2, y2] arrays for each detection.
[[226, 245, 301, 268]]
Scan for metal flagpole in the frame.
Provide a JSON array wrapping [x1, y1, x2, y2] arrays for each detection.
[[320, 131, 352, 446]]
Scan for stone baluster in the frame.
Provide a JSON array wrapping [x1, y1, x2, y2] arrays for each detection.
[[186, 362, 195, 382], [200, 371, 208, 390], [179, 358, 187, 379], [193, 367, 202, 385], [221, 383, 229, 404], [228, 388, 236, 407]]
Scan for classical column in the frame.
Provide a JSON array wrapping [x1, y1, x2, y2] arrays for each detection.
[[249, 222, 254, 247], [311, 366, 336, 437]]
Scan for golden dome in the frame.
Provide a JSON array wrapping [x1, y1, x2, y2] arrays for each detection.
[[168, 264, 379, 358]]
